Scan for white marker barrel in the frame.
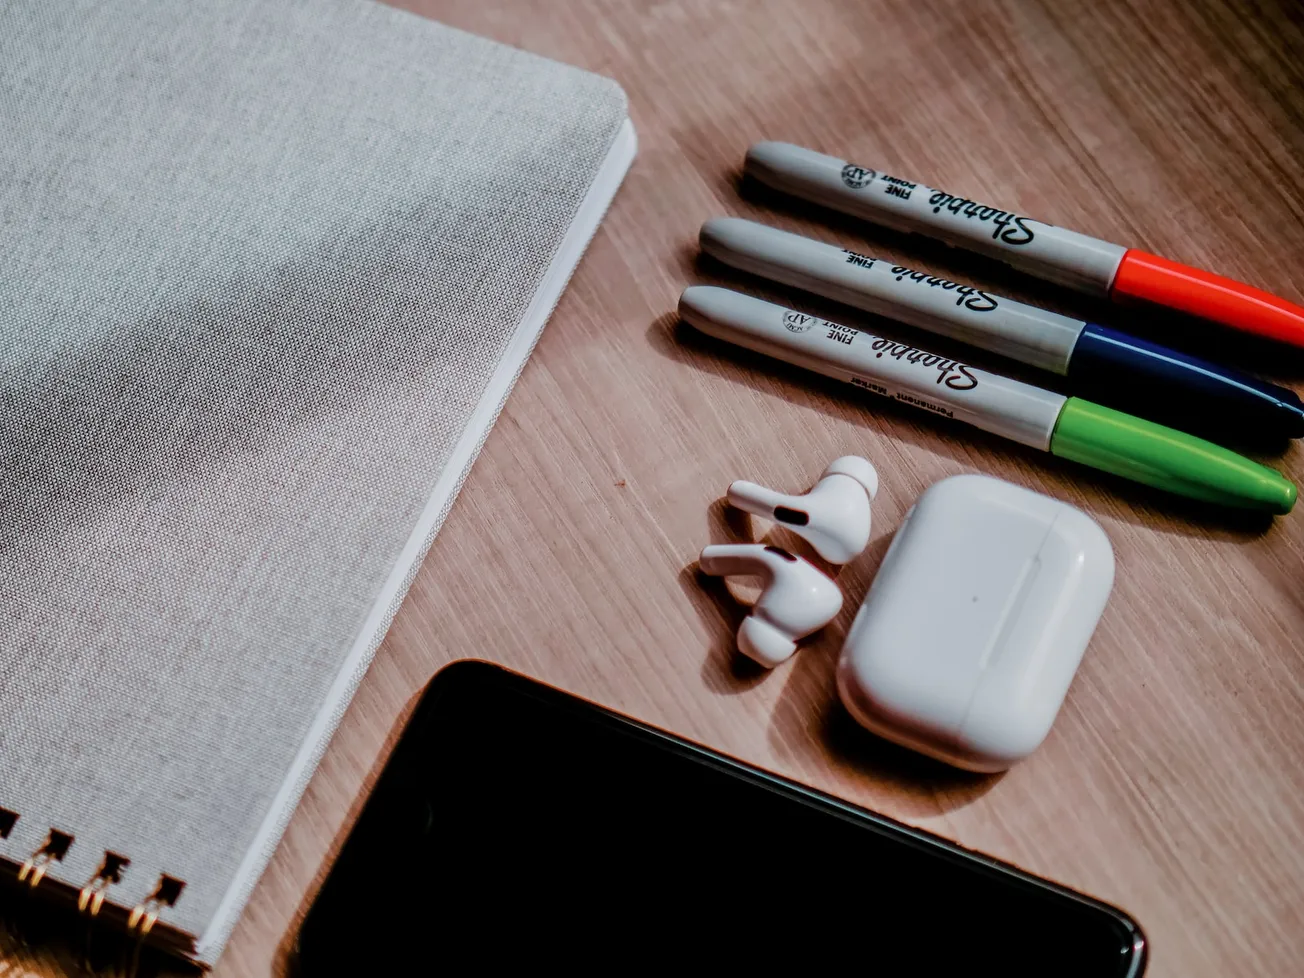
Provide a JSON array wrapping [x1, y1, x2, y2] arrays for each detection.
[[679, 286, 1066, 451], [745, 142, 1127, 296], [701, 217, 1086, 375]]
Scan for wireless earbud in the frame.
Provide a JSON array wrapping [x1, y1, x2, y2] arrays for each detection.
[[698, 543, 843, 668], [726, 455, 878, 564]]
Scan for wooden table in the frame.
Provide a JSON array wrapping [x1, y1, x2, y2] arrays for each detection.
[[139, 0, 1304, 974]]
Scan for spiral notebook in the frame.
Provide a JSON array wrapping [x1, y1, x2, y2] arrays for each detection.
[[0, 0, 633, 966]]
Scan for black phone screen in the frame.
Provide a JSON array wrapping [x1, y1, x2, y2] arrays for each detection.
[[297, 661, 1145, 975]]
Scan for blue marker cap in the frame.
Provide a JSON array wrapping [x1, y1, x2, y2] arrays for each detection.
[[1068, 323, 1304, 442]]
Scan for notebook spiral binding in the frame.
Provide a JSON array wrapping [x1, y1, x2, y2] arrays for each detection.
[[0, 808, 197, 975]]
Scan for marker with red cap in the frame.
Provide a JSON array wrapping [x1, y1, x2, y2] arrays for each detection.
[[745, 141, 1304, 348]]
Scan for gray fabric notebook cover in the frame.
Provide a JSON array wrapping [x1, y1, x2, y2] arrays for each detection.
[[0, 0, 630, 961]]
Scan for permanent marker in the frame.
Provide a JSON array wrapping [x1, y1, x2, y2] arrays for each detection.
[[745, 141, 1304, 349], [679, 285, 1296, 514], [700, 217, 1304, 440]]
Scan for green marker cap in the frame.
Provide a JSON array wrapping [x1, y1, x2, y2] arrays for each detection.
[[1051, 397, 1297, 514]]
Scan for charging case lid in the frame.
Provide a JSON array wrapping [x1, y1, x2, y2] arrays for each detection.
[[837, 474, 1114, 772]]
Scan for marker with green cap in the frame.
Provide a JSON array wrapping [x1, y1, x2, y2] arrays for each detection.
[[679, 285, 1296, 514]]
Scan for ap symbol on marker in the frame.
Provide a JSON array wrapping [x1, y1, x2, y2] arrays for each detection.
[[783, 311, 816, 333], [841, 163, 876, 189]]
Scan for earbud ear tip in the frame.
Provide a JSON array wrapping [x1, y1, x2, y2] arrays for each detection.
[[823, 455, 878, 500], [737, 617, 799, 669]]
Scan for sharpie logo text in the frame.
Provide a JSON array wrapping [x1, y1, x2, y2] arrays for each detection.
[[890, 266, 998, 312], [869, 338, 978, 390], [927, 191, 1035, 246]]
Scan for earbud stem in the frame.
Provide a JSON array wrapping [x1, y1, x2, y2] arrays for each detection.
[[727, 480, 791, 520], [699, 542, 775, 578]]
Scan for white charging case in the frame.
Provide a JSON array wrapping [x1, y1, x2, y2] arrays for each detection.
[[837, 474, 1114, 772]]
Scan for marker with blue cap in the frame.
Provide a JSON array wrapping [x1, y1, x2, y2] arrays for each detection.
[[700, 218, 1304, 442]]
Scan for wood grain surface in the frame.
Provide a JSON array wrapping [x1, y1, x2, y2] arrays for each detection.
[[8, 0, 1304, 975]]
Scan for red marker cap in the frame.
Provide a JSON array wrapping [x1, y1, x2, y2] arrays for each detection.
[[740, 143, 1304, 349], [1111, 249, 1304, 348]]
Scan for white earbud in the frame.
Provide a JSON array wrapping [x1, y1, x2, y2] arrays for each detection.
[[726, 456, 878, 564], [698, 543, 843, 668]]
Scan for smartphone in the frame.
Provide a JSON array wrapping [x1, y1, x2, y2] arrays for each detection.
[[296, 660, 1146, 975]]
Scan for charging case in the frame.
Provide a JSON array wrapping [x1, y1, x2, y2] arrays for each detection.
[[837, 474, 1114, 772]]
